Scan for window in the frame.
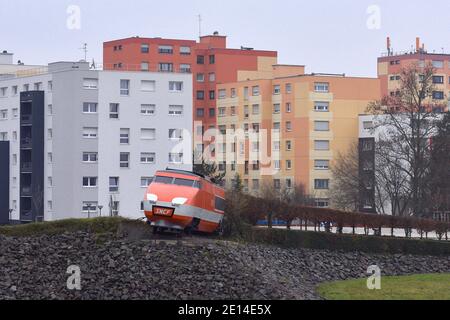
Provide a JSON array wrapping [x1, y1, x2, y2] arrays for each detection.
[[141, 104, 156, 115], [286, 160, 292, 170], [273, 104, 281, 114], [12, 131, 17, 141], [197, 55, 205, 64], [230, 106, 236, 116], [432, 60, 444, 69], [209, 90, 215, 100], [252, 104, 260, 115], [218, 89, 226, 99], [83, 152, 98, 163], [315, 140, 330, 151], [215, 197, 225, 212], [120, 153, 130, 168], [286, 121, 292, 132], [231, 88, 237, 98], [209, 55, 215, 64], [169, 153, 183, 164], [0, 132, 6, 141], [0, 87, 7, 97], [315, 199, 330, 208], [180, 46, 191, 55], [141, 43, 149, 53], [432, 91, 444, 100], [141, 177, 154, 188], [0, 109, 7, 120], [209, 108, 216, 118], [141, 80, 156, 92], [252, 179, 260, 190], [252, 86, 260, 96], [83, 78, 98, 90], [273, 141, 281, 151], [314, 121, 330, 131], [244, 87, 249, 100], [196, 108, 205, 118], [314, 102, 329, 112], [218, 107, 226, 117], [48, 153, 53, 163], [169, 129, 183, 140], [286, 179, 292, 189], [196, 73, 205, 82], [286, 83, 292, 93], [12, 154, 17, 165], [120, 79, 130, 95], [141, 128, 156, 140], [433, 76, 444, 84], [158, 45, 173, 54], [363, 121, 374, 130], [273, 122, 281, 132], [244, 106, 249, 118], [197, 91, 205, 100], [158, 63, 173, 72], [169, 81, 183, 92], [82, 127, 98, 139], [83, 102, 97, 113], [48, 177, 53, 187], [274, 179, 281, 190], [141, 62, 149, 71], [314, 82, 329, 93], [180, 64, 191, 73], [315, 179, 329, 190], [83, 177, 97, 188], [315, 160, 329, 170], [169, 105, 183, 116], [120, 129, 130, 144], [47, 105, 53, 115], [252, 123, 260, 133], [286, 103, 292, 113], [34, 82, 42, 91], [47, 129, 53, 139], [141, 152, 156, 164], [109, 103, 119, 119], [110, 177, 120, 192], [274, 160, 281, 170], [252, 142, 260, 153], [273, 85, 281, 95], [12, 86, 18, 96], [23, 84, 29, 92]]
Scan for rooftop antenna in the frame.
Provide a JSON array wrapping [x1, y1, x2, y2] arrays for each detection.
[[198, 14, 202, 39], [80, 43, 88, 62]]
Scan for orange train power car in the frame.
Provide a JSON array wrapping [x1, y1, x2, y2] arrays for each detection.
[[143, 169, 226, 234]]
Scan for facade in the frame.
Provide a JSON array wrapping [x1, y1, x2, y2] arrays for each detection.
[[214, 66, 380, 207], [0, 61, 192, 223], [103, 33, 278, 135], [378, 37, 450, 109]]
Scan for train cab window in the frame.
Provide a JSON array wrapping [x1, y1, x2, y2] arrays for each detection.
[[215, 197, 225, 212], [174, 178, 196, 187], [193, 181, 202, 189], [154, 176, 174, 185]]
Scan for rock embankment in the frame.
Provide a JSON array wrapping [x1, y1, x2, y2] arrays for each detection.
[[0, 232, 448, 300]]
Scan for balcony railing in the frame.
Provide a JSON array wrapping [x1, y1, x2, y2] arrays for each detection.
[[21, 186, 32, 196], [21, 162, 32, 172], [21, 114, 32, 125], [97, 63, 192, 74], [20, 137, 32, 149]]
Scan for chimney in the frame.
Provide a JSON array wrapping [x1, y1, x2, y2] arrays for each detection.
[[387, 37, 391, 55], [0, 50, 13, 65], [416, 37, 420, 53]]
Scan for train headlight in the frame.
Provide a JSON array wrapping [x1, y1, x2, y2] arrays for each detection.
[[147, 194, 158, 203], [172, 198, 188, 206]]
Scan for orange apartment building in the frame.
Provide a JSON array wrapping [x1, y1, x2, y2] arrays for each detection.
[[215, 66, 380, 207], [103, 33, 278, 133], [378, 37, 450, 110]]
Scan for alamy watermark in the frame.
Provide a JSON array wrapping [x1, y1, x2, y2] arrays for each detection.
[[367, 265, 381, 290], [66, 5, 81, 30], [66, 265, 82, 291], [366, 5, 381, 30]]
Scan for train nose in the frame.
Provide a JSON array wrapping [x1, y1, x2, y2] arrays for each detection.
[[172, 197, 188, 207]]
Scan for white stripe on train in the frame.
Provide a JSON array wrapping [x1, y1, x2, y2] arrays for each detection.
[[143, 201, 224, 224]]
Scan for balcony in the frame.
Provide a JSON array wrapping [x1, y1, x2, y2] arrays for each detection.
[[21, 186, 32, 197], [21, 162, 32, 173], [21, 114, 32, 125], [20, 137, 32, 149]]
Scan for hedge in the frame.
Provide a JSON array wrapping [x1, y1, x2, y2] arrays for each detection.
[[244, 228, 450, 256]]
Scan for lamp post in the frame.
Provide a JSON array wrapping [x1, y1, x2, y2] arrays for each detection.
[[87, 203, 91, 219], [98, 205, 103, 217]]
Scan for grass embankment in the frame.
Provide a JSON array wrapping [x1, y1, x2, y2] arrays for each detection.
[[317, 274, 450, 300], [0, 217, 133, 237]]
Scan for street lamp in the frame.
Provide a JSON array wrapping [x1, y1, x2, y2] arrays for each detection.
[[98, 205, 104, 217], [86, 203, 92, 219]]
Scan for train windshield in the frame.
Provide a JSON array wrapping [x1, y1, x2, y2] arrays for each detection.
[[154, 176, 201, 189]]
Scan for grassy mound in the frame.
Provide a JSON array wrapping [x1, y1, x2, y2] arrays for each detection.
[[317, 273, 450, 300], [0, 217, 133, 237]]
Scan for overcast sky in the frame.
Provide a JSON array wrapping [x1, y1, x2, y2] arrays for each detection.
[[1, 0, 449, 77]]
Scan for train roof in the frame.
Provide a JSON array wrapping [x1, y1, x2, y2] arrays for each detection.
[[156, 168, 225, 190]]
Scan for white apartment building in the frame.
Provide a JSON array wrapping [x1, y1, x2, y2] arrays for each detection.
[[0, 60, 192, 223]]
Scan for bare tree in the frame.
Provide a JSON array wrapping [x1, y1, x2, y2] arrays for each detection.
[[368, 62, 446, 217]]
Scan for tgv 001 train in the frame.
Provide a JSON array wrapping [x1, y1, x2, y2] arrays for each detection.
[[143, 169, 226, 234]]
